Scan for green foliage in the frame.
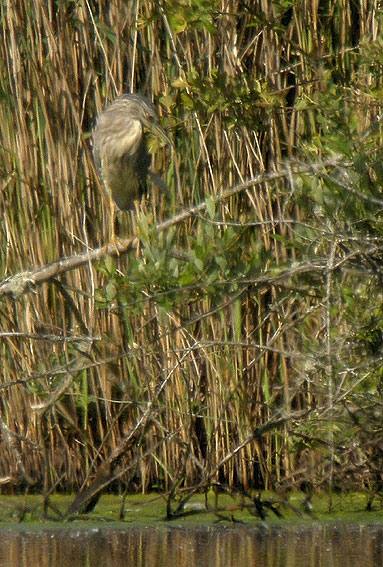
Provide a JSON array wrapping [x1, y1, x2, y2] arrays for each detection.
[[148, 0, 219, 35], [96, 209, 266, 319], [172, 69, 282, 130]]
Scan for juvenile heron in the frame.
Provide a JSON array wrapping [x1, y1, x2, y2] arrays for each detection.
[[93, 93, 170, 213]]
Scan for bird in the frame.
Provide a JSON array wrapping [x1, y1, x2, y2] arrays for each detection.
[[92, 93, 170, 218]]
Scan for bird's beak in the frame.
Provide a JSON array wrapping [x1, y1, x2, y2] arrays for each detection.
[[143, 118, 172, 148]]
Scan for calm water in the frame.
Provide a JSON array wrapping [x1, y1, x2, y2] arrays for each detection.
[[0, 523, 382, 567]]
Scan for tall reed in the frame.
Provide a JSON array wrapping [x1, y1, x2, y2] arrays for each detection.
[[0, 0, 381, 499]]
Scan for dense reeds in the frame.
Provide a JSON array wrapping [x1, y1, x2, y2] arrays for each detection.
[[0, 0, 383, 507]]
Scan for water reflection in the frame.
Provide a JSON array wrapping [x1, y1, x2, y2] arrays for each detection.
[[0, 523, 382, 567]]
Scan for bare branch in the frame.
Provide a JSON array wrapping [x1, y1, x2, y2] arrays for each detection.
[[0, 157, 344, 300]]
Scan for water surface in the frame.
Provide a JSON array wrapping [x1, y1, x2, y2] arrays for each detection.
[[0, 522, 382, 567]]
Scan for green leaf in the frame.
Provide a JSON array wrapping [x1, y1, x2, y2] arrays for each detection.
[[179, 263, 196, 286], [206, 196, 215, 219], [105, 281, 117, 301]]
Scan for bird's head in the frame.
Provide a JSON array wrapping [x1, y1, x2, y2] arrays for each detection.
[[118, 94, 171, 150]]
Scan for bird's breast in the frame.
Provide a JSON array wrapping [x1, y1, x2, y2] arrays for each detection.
[[103, 118, 142, 161]]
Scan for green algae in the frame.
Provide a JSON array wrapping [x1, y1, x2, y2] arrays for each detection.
[[0, 491, 381, 529]]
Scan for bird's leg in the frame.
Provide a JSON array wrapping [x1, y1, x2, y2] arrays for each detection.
[[131, 201, 140, 235], [110, 198, 116, 240]]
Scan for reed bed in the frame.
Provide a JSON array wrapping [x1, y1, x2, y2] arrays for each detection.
[[0, 0, 382, 505]]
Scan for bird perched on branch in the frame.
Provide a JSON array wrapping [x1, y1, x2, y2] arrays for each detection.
[[92, 93, 170, 216]]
